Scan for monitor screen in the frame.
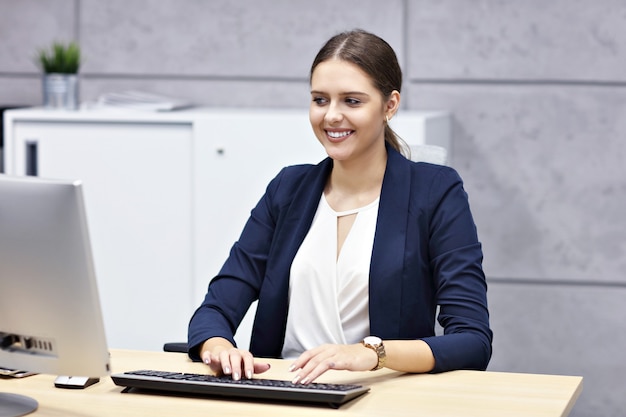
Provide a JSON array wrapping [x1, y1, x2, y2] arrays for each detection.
[[0, 174, 110, 415]]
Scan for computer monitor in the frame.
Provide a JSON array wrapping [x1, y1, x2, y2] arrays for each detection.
[[0, 174, 110, 416]]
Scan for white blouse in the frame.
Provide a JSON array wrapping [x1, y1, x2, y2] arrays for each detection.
[[281, 194, 379, 359]]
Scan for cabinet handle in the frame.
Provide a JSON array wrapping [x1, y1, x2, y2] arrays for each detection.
[[26, 140, 38, 176]]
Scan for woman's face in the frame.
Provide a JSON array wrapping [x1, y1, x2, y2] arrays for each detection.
[[309, 59, 397, 163]]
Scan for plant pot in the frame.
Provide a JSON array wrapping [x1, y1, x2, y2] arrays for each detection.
[[42, 73, 79, 110]]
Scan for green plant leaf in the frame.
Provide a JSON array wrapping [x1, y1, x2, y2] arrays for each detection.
[[36, 41, 81, 74]]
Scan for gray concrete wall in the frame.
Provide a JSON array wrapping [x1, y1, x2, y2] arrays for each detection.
[[1, 1, 625, 416]]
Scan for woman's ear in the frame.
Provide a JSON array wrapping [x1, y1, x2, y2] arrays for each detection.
[[385, 90, 401, 120]]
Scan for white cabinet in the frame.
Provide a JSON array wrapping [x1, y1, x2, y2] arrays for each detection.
[[2, 107, 450, 351]]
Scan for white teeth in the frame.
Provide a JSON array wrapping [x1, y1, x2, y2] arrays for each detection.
[[327, 130, 352, 138]]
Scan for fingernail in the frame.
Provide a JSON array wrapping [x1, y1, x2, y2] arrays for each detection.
[[291, 375, 301, 384], [224, 366, 231, 375], [300, 377, 309, 385], [233, 372, 240, 380], [246, 370, 253, 379], [288, 364, 296, 372], [203, 358, 210, 365]]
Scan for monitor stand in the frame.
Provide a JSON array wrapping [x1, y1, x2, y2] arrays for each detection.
[[0, 392, 38, 417]]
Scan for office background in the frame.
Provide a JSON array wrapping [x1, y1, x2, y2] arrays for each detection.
[[1, 1, 624, 416]]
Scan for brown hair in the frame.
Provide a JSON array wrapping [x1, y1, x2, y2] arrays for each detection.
[[310, 29, 408, 156]]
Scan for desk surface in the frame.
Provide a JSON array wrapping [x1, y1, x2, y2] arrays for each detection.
[[2, 349, 582, 417]]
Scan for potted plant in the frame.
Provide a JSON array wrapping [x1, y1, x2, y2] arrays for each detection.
[[36, 41, 81, 110]]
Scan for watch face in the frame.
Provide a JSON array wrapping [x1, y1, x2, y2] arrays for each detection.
[[364, 336, 382, 345]]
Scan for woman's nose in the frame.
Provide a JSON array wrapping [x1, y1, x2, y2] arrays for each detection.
[[324, 102, 343, 124]]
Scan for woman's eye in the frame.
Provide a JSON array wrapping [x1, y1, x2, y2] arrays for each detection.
[[312, 97, 327, 105], [345, 98, 361, 105]]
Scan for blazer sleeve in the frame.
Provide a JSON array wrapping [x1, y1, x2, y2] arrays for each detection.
[[419, 166, 493, 372], [187, 168, 287, 360]]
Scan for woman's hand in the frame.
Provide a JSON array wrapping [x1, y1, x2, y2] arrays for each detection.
[[288, 343, 378, 384], [200, 338, 271, 380]]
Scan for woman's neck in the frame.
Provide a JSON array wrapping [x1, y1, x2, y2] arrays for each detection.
[[325, 145, 387, 212]]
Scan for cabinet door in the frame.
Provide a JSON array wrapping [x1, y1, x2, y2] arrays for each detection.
[[10, 120, 193, 351]]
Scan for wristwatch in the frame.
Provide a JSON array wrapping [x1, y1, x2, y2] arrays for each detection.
[[361, 336, 386, 371]]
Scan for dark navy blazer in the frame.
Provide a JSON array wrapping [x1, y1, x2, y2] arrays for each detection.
[[188, 146, 492, 373]]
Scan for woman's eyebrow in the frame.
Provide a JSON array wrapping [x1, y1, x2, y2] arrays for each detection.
[[310, 90, 370, 97]]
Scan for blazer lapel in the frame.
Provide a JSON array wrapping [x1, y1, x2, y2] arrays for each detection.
[[277, 159, 333, 271], [369, 147, 411, 338]]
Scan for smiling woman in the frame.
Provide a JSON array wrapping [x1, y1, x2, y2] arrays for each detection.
[[188, 29, 492, 387], [309, 59, 399, 170], [308, 30, 405, 159]]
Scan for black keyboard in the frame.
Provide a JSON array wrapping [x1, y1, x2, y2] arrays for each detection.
[[111, 370, 369, 408]]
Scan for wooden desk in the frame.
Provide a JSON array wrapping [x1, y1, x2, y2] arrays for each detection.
[[1, 349, 582, 417]]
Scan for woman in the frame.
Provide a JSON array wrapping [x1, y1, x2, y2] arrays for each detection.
[[188, 29, 492, 384]]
